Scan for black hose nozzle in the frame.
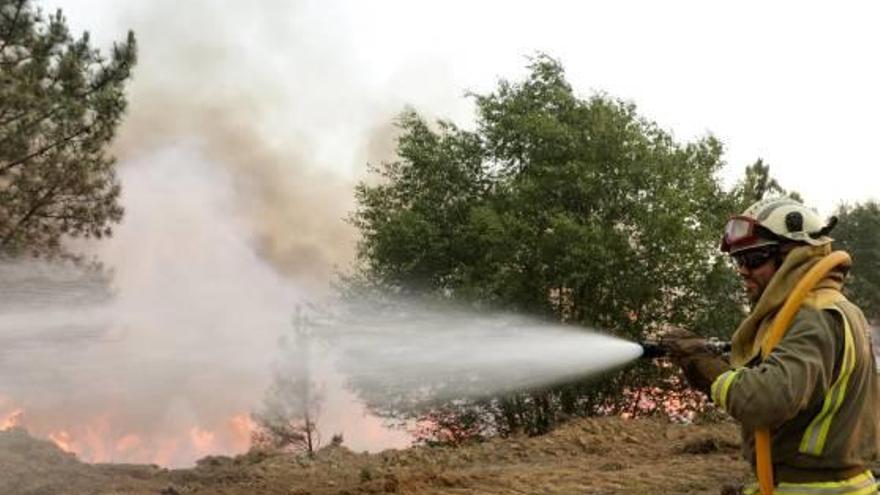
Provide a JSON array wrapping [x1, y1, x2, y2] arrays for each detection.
[[640, 341, 668, 359], [639, 338, 730, 359]]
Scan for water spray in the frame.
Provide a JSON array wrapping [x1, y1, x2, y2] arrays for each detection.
[[310, 304, 646, 416]]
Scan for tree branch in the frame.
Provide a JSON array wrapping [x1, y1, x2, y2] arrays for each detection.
[[0, 64, 125, 130], [0, 125, 91, 174], [1, 180, 63, 247]]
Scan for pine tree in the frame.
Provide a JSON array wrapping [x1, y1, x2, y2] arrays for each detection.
[[0, 0, 136, 256]]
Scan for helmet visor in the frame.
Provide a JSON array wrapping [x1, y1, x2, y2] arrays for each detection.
[[721, 215, 760, 252]]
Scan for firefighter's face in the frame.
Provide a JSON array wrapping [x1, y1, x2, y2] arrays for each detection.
[[733, 247, 779, 303]]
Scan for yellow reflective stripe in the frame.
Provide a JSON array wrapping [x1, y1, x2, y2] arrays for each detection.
[[710, 369, 739, 411], [744, 471, 877, 495], [772, 470, 878, 495], [799, 307, 857, 456]]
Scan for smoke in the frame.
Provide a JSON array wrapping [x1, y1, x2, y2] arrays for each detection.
[[33, 0, 489, 290], [0, 147, 412, 466], [0, 148, 293, 466], [0, 0, 469, 467], [95, 0, 419, 291]]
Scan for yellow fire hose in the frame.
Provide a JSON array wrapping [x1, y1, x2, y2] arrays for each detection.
[[754, 250, 852, 495]]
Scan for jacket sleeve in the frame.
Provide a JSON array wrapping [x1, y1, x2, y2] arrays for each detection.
[[711, 307, 841, 430]]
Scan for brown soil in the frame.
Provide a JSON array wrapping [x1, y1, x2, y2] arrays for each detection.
[[0, 417, 751, 495]]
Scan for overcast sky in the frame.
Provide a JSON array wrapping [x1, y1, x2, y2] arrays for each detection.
[[55, 0, 880, 229]]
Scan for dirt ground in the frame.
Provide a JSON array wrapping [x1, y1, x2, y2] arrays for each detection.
[[0, 416, 752, 495]]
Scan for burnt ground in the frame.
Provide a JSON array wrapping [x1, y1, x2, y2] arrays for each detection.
[[0, 417, 751, 495]]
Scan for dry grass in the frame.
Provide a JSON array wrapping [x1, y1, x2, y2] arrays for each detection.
[[0, 417, 751, 495]]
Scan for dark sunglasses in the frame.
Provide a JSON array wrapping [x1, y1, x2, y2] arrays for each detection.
[[732, 248, 777, 270]]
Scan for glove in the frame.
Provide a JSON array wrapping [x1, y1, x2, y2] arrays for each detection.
[[678, 354, 729, 396], [660, 327, 729, 396], [660, 327, 708, 358]]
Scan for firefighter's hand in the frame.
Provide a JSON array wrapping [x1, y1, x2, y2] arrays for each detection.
[[660, 327, 728, 396], [659, 327, 707, 358]]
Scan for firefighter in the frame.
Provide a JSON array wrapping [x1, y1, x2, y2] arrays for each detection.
[[665, 197, 879, 494]]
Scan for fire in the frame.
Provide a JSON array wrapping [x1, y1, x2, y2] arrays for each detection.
[[189, 426, 215, 453], [1, 408, 24, 430], [42, 413, 254, 465], [0, 402, 261, 466], [229, 413, 256, 451], [153, 438, 181, 466], [0, 400, 410, 466], [49, 430, 74, 453], [115, 433, 142, 453], [37, 411, 258, 466]]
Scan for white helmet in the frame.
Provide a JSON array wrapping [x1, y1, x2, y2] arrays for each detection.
[[721, 197, 836, 254]]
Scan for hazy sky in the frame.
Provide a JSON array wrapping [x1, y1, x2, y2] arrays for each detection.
[[53, 0, 880, 257]]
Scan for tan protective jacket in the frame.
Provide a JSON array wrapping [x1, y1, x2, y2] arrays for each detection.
[[711, 247, 879, 483]]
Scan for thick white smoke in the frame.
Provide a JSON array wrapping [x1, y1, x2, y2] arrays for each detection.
[[0, 143, 411, 467]]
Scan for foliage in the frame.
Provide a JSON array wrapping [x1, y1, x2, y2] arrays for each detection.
[[354, 55, 739, 335], [833, 201, 880, 323], [350, 55, 750, 435], [0, 0, 136, 256], [413, 404, 491, 446], [730, 158, 802, 210]]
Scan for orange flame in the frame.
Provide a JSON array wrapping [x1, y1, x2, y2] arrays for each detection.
[[189, 426, 215, 454], [229, 413, 256, 451], [153, 438, 181, 466], [115, 433, 142, 453], [1, 408, 24, 430], [49, 430, 74, 453], [0, 407, 263, 466]]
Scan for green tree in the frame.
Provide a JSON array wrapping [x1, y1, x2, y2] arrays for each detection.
[[350, 55, 745, 434], [0, 0, 136, 256], [354, 55, 738, 336], [352, 110, 488, 296], [732, 158, 802, 209], [833, 201, 880, 323]]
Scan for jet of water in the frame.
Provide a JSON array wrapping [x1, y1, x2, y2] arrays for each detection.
[[312, 302, 643, 417]]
